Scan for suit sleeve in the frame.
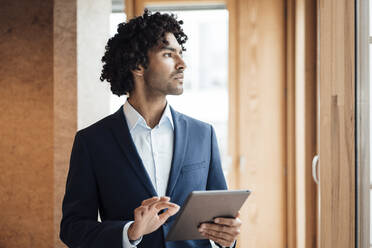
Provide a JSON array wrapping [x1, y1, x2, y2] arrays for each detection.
[[60, 132, 128, 248], [207, 126, 237, 248]]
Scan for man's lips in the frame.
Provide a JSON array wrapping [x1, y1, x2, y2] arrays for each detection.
[[173, 73, 184, 79]]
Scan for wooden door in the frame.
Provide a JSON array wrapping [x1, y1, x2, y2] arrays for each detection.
[[317, 0, 355, 247]]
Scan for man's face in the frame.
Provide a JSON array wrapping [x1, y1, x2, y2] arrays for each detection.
[[142, 32, 187, 96]]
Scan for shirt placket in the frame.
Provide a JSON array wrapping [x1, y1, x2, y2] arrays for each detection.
[[149, 129, 159, 194]]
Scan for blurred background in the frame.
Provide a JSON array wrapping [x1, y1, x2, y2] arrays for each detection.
[[0, 0, 362, 247]]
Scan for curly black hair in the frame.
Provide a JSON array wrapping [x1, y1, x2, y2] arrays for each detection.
[[100, 9, 188, 96]]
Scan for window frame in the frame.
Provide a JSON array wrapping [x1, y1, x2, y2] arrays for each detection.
[[357, 0, 370, 247]]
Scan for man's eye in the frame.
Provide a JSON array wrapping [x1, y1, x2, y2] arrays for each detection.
[[164, 53, 172, 57]]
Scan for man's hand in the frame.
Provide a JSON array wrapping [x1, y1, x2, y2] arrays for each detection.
[[128, 196, 180, 240], [198, 212, 242, 247]]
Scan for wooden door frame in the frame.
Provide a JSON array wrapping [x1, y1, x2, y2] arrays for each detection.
[[286, 0, 317, 247], [285, 0, 297, 247]]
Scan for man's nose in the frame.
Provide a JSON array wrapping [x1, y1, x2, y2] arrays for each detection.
[[176, 56, 187, 71]]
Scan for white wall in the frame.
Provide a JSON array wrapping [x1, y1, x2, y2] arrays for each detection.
[[77, 0, 112, 130]]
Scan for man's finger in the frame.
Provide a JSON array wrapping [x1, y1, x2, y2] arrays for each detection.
[[147, 198, 173, 210], [199, 228, 234, 242], [158, 204, 180, 222], [141, 196, 160, 206], [200, 231, 232, 247], [159, 196, 171, 201], [143, 196, 170, 207], [214, 216, 242, 227], [150, 202, 179, 212], [199, 223, 237, 239]]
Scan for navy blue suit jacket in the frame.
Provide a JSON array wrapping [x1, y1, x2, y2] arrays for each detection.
[[60, 106, 228, 248]]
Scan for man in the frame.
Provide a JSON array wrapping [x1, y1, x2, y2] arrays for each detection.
[[60, 9, 241, 248]]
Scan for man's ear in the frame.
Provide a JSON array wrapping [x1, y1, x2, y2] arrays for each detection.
[[132, 64, 144, 77]]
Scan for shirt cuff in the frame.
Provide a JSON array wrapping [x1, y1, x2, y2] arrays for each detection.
[[214, 239, 236, 248], [122, 221, 142, 248]]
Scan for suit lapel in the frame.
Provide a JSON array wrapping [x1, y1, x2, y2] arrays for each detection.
[[166, 107, 189, 197], [109, 106, 158, 197]]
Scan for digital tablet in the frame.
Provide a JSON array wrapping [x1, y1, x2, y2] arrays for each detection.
[[165, 189, 251, 241]]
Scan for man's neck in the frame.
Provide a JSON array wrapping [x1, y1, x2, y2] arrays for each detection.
[[127, 95, 167, 129]]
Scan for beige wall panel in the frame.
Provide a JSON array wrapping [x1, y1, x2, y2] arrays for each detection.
[[54, 0, 77, 247], [0, 1, 54, 247], [237, 0, 286, 247], [0, 0, 78, 247]]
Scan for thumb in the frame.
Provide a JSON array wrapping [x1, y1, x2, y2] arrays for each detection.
[[158, 204, 180, 223], [235, 211, 241, 218]]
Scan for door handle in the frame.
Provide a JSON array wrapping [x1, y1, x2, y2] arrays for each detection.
[[312, 155, 319, 184]]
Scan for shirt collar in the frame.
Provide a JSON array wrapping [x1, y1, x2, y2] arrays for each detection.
[[123, 100, 174, 131]]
